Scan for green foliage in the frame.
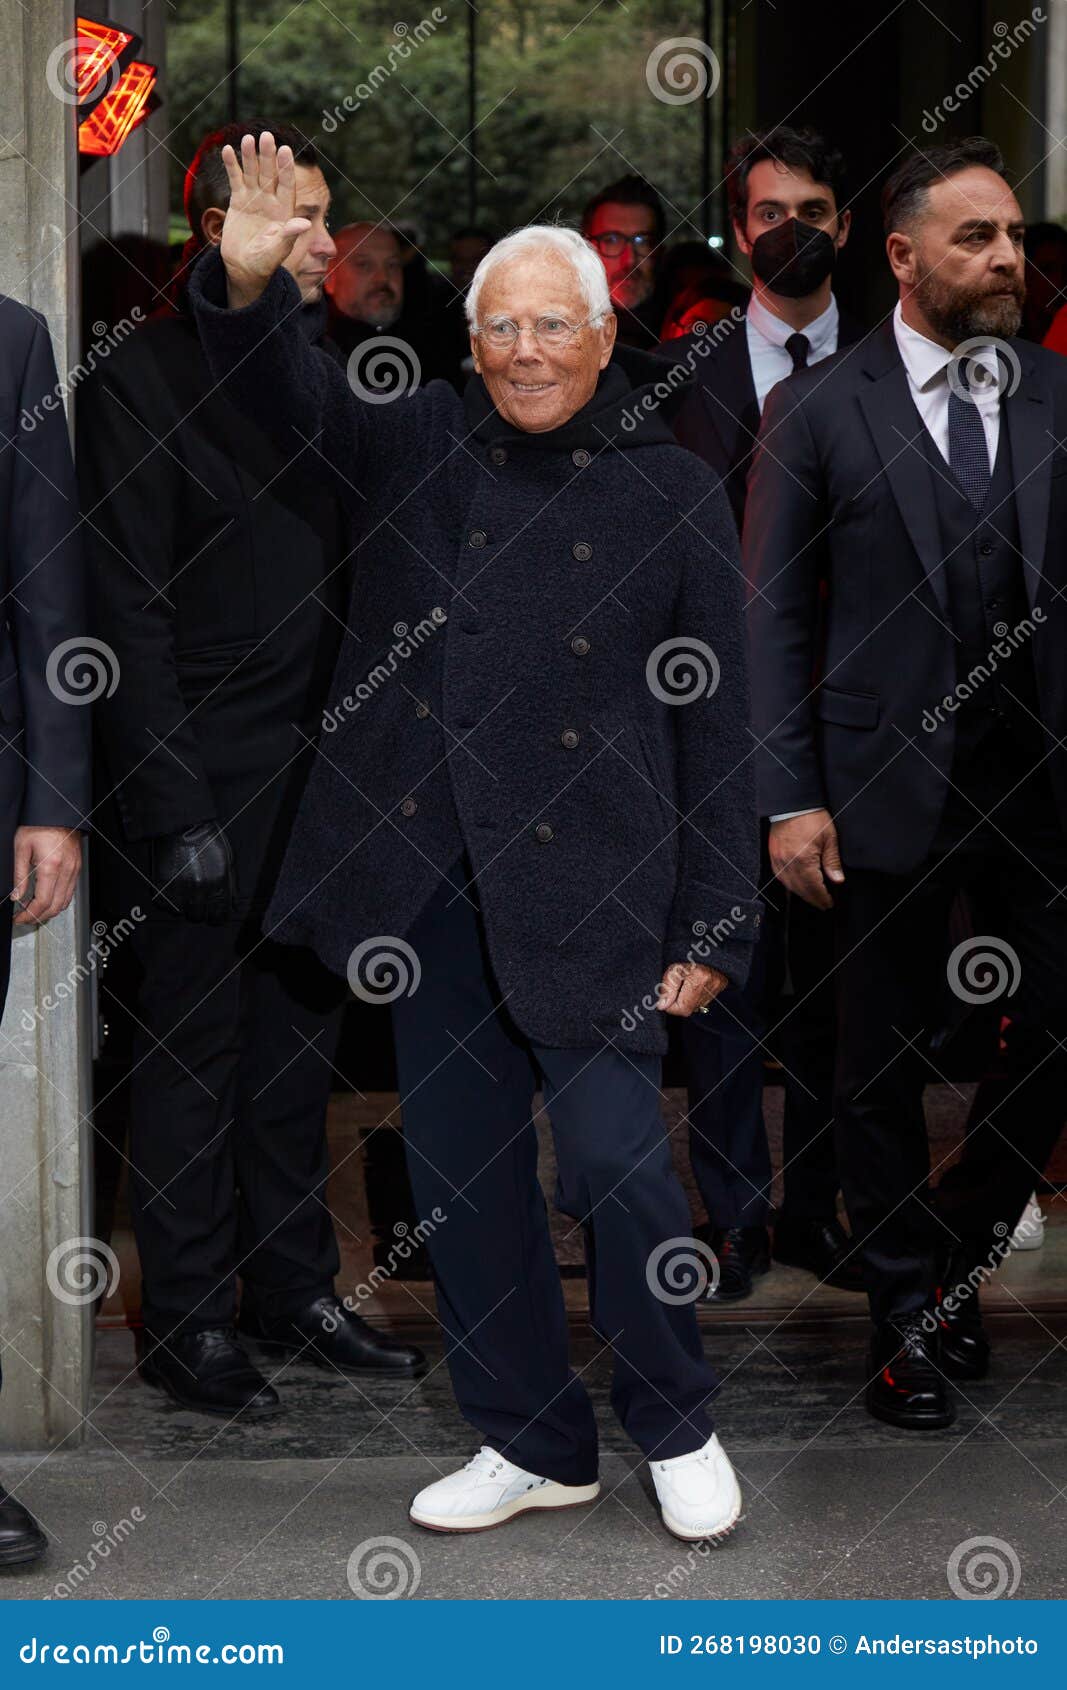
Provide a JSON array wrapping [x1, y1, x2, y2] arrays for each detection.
[[165, 0, 718, 255]]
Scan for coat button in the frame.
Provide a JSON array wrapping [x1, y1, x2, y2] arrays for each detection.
[[534, 822, 554, 843], [561, 729, 580, 749], [468, 529, 487, 548], [572, 541, 593, 561], [570, 635, 590, 656], [572, 449, 591, 468], [415, 702, 430, 719], [490, 447, 507, 465], [400, 797, 418, 817]]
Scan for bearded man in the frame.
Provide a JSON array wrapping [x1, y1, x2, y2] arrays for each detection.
[[745, 137, 1067, 1430]]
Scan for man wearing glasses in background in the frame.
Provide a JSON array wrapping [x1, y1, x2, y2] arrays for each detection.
[[582, 174, 667, 347]]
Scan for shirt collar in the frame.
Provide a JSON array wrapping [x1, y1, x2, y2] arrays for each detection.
[[747, 290, 839, 357], [892, 299, 1002, 395]]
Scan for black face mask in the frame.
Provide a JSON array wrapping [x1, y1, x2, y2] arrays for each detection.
[[749, 218, 837, 299]]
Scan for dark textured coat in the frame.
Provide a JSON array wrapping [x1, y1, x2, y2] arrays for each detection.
[[188, 246, 761, 1054]]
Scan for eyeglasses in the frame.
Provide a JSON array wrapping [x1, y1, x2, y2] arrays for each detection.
[[476, 315, 589, 349], [587, 231, 656, 257]]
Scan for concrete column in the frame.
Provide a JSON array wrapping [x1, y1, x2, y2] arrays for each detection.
[[0, 0, 94, 1451]]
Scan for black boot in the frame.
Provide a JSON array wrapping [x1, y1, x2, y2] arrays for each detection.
[[866, 1315, 956, 1429], [139, 1326, 282, 1419], [705, 1225, 771, 1303], [0, 1485, 47, 1566], [238, 1294, 426, 1376], [934, 1243, 992, 1380], [772, 1214, 865, 1291]]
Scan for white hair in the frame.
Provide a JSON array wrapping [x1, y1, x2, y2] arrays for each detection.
[[465, 224, 611, 330]]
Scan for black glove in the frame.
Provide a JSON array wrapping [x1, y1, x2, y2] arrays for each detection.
[[150, 820, 235, 925]]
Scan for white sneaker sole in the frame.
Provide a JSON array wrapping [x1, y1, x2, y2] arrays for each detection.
[[660, 1492, 743, 1544], [410, 1479, 600, 1533]]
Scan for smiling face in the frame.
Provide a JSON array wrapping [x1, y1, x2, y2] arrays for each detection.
[[470, 248, 616, 433], [888, 165, 1025, 346]]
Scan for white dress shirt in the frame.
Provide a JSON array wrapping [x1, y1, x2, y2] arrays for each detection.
[[747, 290, 840, 414], [891, 299, 1000, 470], [769, 302, 1003, 825]]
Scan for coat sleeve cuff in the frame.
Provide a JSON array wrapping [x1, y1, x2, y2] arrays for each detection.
[[665, 884, 764, 988]]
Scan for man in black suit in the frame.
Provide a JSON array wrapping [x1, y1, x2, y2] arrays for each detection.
[[746, 136, 1067, 1428], [666, 127, 865, 1300], [80, 119, 425, 1423], [0, 296, 89, 1563]]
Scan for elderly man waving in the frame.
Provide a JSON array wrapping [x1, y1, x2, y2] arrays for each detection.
[[188, 133, 761, 1544]]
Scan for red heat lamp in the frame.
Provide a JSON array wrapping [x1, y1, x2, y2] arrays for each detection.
[[75, 16, 158, 158]]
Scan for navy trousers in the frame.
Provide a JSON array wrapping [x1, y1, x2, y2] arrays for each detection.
[[391, 863, 719, 1486]]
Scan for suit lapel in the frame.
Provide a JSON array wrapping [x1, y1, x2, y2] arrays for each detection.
[[856, 324, 950, 616], [1004, 345, 1052, 611], [700, 324, 761, 478]]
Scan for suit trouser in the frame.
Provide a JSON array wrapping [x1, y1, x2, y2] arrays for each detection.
[[832, 751, 1067, 1326], [126, 913, 345, 1337], [390, 865, 718, 1486], [0, 727, 23, 1398], [682, 843, 841, 1229]]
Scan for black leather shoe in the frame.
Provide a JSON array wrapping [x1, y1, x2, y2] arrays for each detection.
[[0, 1485, 47, 1566], [139, 1326, 282, 1418], [934, 1244, 992, 1380], [866, 1316, 956, 1429], [773, 1214, 866, 1291], [238, 1295, 427, 1376], [705, 1225, 771, 1303]]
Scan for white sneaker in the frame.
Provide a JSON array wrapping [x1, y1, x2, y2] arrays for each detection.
[[650, 1433, 743, 1542], [409, 1445, 600, 1533], [1009, 1195, 1045, 1251]]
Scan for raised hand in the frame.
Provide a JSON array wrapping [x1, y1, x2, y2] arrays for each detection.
[[218, 131, 311, 307]]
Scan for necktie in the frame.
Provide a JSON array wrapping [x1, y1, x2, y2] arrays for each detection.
[[784, 331, 810, 373], [947, 362, 992, 510]]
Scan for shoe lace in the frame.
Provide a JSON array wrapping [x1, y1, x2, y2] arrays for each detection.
[[463, 1446, 509, 1480]]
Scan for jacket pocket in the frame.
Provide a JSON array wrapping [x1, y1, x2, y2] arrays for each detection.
[[814, 685, 879, 729]]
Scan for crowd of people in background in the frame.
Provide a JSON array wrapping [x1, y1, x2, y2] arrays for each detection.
[[3, 109, 1065, 1561]]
